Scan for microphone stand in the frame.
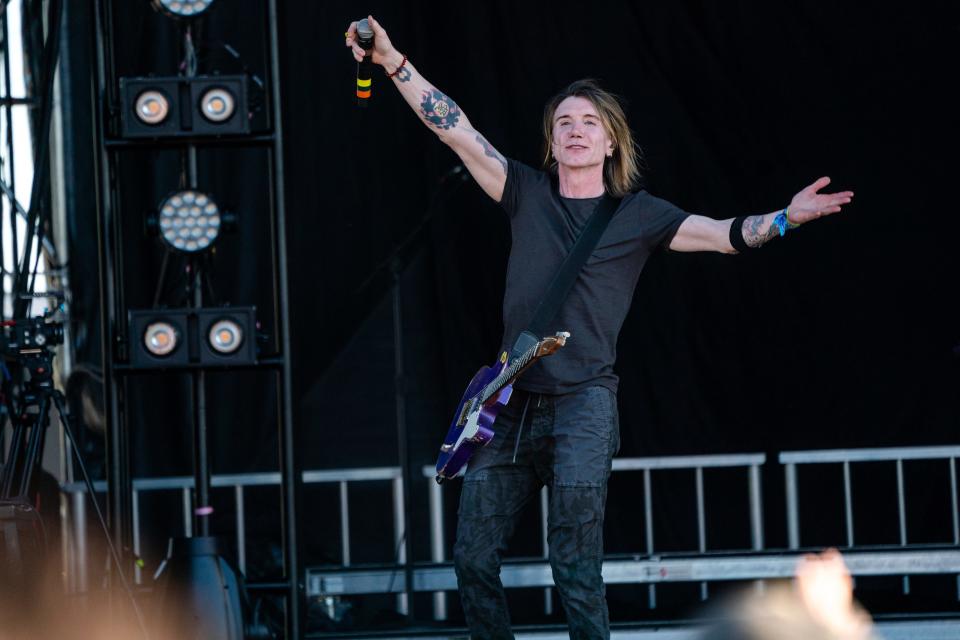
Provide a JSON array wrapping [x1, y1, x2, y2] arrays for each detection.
[[360, 165, 468, 620]]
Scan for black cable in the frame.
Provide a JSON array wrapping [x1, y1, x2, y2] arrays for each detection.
[[0, 268, 57, 278], [13, 0, 62, 318], [181, 23, 198, 77], [52, 390, 150, 640], [26, 211, 46, 299], [2, 13, 20, 302], [151, 249, 171, 309], [0, 176, 61, 265], [203, 256, 218, 305], [383, 527, 408, 601]]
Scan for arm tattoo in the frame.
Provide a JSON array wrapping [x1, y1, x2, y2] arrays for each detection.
[[419, 89, 462, 130], [396, 65, 412, 83], [742, 214, 779, 248], [475, 134, 507, 175]]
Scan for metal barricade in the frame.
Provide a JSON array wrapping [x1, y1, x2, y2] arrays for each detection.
[[64, 446, 960, 622], [61, 467, 404, 592], [780, 445, 960, 598], [423, 453, 766, 618]]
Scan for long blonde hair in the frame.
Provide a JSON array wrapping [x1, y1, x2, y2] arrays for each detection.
[[541, 79, 643, 198]]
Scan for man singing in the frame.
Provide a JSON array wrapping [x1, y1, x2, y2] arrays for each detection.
[[346, 16, 853, 640]]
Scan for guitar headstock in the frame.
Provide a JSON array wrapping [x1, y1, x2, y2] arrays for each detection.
[[535, 331, 570, 358]]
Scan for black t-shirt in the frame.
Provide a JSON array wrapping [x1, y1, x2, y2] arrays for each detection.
[[499, 159, 690, 395]]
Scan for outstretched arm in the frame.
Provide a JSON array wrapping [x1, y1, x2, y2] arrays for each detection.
[[345, 16, 508, 202], [669, 177, 854, 253]]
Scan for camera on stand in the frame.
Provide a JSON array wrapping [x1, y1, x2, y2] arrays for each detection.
[[1, 313, 64, 382], [1, 305, 67, 496], [1, 315, 65, 356], [0, 311, 65, 397], [0, 306, 68, 611]]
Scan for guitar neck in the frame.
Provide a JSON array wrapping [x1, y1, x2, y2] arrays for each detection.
[[478, 346, 537, 404]]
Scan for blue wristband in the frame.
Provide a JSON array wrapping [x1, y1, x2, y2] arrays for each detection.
[[774, 208, 789, 237]]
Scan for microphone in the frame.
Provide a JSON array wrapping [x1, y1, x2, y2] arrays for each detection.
[[356, 18, 374, 107]]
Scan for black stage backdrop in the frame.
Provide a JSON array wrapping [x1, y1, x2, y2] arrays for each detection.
[[288, 0, 960, 463], [66, 0, 960, 626], [285, 0, 960, 621]]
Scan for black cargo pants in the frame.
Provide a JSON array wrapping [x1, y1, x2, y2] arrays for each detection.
[[452, 385, 620, 640]]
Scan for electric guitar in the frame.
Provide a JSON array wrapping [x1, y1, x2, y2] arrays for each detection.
[[435, 332, 569, 483]]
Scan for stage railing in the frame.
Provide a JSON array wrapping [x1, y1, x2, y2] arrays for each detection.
[[61, 467, 404, 593], [60, 446, 960, 619], [780, 444, 960, 597], [422, 452, 765, 618]]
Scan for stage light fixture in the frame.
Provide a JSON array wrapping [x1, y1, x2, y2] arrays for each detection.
[[120, 77, 182, 138], [134, 90, 171, 125], [144, 321, 179, 357], [128, 307, 257, 369], [197, 308, 256, 365], [154, 537, 246, 640], [119, 75, 250, 139], [207, 319, 243, 355], [188, 77, 248, 135], [151, 0, 216, 19], [158, 190, 221, 253], [199, 87, 235, 123], [129, 311, 190, 368]]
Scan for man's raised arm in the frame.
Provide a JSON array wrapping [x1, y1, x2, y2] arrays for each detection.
[[345, 16, 508, 202], [669, 177, 854, 253]]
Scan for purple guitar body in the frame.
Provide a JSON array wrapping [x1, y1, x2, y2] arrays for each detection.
[[435, 332, 569, 483], [435, 361, 511, 481]]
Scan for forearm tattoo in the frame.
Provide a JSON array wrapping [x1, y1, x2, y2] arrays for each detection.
[[476, 134, 507, 175], [419, 89, 461, 130], [742, 214, 780, 248], [395, 65, 412, 83]]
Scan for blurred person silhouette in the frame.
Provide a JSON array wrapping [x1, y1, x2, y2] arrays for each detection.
[[1, 365, 110, 638], [701, 549, 879, 640]]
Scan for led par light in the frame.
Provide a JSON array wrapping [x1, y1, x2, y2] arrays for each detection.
[[144, 321, 180, 356], [199, 87, 235, 123], [197, 308, 256, 364], [129, 311, 190, 368], [151, 0, 216, 19], [207, 319, 243, 354], [128, 307, 257, 369], [120, 77, 182, 138], [189, 76, 248, 135], [135, 90, 171, 125], [157, 190, 221, 253]]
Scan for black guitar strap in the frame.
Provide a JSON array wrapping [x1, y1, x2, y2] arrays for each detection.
[[510, 193, 622, 361]]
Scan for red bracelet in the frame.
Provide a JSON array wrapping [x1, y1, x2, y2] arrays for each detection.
[[386, 54, 408, 78]]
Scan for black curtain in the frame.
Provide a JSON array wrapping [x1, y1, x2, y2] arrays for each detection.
[[286, 1, 960, 480], [282, 0, 960, 619]]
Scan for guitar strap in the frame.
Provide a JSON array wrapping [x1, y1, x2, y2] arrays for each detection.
[[509, 192, 622, 361]]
